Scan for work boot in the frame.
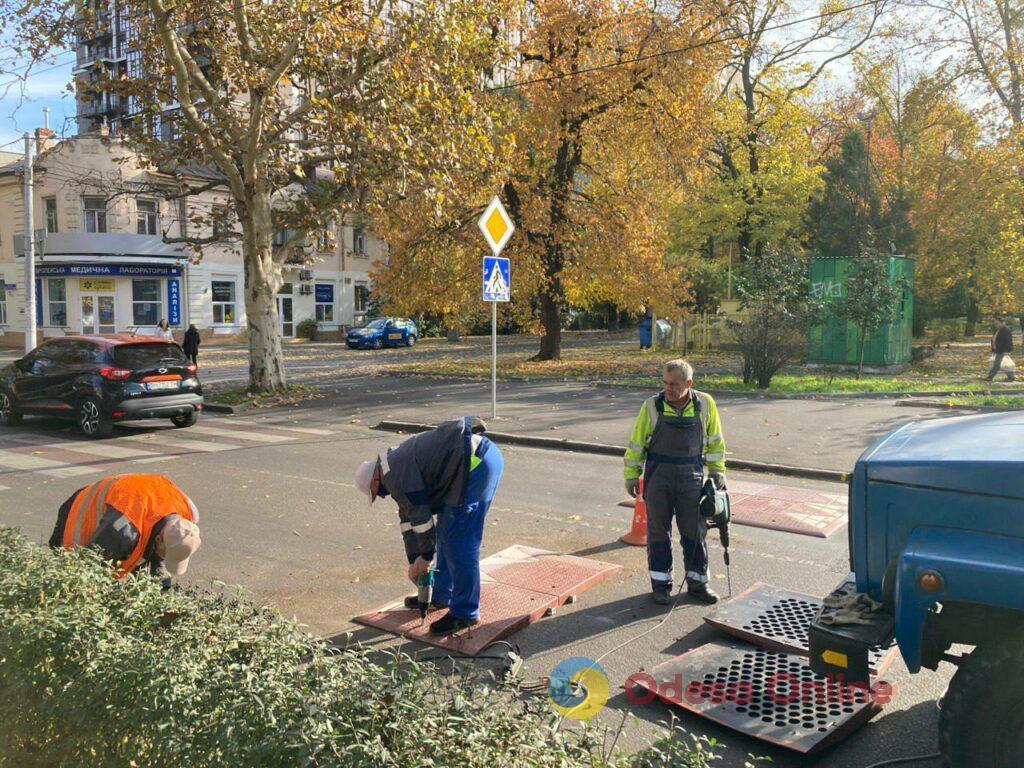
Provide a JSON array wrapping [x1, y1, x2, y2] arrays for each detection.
[[403, 595, 448, 610], [428, 612, 479, 635], [687, 585, 719, 605], [651, 591, 673, 606]]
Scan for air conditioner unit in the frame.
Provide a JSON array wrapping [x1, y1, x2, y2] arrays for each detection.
[[298, 284, 313, 295], [299, 269, 314, 281]]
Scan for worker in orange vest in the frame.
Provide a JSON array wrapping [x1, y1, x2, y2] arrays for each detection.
[[49, 473, 202, 588]]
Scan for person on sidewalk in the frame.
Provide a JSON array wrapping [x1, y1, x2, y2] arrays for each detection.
[[986, 315, 1016, 382], [154, 319, 174, 340], [354, 417, 503, 635], [183, 323, 201, 365], [49, 473, 201, 588], [623, 359, 727, 606]]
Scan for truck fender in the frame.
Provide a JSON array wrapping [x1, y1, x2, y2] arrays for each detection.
[[897, 527, 1024, 672]]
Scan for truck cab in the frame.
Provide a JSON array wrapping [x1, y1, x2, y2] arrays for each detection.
[[809, 412, 1024, 767]]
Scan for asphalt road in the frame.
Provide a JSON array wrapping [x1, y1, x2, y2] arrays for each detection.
[[0, 400, 951, 768]]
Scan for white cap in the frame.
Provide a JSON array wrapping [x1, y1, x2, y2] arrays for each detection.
[[160, 515, 201, 576], [355, 458, 379, 503]]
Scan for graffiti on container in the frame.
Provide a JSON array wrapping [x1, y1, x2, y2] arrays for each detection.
[[810, 279, 844, 299]]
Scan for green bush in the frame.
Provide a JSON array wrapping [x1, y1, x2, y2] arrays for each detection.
[[296, 317, 319, 340], [0, 529, 719, 768]]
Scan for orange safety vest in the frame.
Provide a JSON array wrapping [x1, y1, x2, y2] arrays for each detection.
[[61, 474, 197, 577]]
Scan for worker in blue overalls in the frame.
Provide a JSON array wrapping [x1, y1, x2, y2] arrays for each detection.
[[355, 416, 504, 635]]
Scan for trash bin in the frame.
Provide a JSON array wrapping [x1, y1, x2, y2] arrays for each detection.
[[638, 318, 653, 349]]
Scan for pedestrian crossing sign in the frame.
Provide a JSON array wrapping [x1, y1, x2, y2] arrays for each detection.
[[482, 256, 510, 302], [478, 196, 514, 255]]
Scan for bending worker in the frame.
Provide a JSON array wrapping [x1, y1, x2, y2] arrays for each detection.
[[50, 473, 202, 588], [355, 416, 503, 635], [624, 359, 726, 606]]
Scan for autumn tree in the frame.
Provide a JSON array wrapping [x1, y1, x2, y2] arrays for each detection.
[[838, 252, 905, 376], [6, 0, 508, 392], [699, 0, 888, 261]]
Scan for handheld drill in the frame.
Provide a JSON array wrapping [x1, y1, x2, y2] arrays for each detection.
[[700, 477, 732, 596], [416, 567, 435, 626]]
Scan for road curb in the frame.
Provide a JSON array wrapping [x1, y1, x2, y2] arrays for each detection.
[[372, 420, 849, 484], [894, 399, 1022, 413], [203, 401, 256, 415], [377, 371, 1024, 401]]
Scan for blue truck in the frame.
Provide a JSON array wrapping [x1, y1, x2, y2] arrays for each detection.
[[809, 411, 1024, 767]]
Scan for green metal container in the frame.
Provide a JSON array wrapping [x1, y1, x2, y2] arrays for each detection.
[[806, 256, 915, 367]]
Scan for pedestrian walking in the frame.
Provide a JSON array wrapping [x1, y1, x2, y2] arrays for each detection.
[[49, 473, 201, 588], [354, 416, 503, 635], [986, 315, 1016, 382], [183, 323, 201, 365], [623, 359, 727, 606], [156, 319, 174, 340]]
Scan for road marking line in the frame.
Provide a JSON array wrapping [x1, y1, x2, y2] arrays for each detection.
[[23, 440, 162, 460], [187, 425, 293, 443], [218, 420, 333, 436], [0, 451, 100, 478], [134, 435, 235, 452]]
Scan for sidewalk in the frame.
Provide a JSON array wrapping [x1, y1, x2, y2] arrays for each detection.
[[306, 376, 960, 474]]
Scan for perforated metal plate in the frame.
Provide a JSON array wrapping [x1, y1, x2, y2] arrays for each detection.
[[352, 546, 621, 655], [704, 583, 898, 676], [629, 640, 890, 754]]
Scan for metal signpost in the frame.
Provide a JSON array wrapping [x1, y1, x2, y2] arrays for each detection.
[[478, 197, 514, 419]]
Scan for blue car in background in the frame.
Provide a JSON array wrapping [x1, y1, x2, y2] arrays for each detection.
[[346, 317, 419, 349]]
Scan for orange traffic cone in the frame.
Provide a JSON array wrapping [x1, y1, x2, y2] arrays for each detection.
[[620, 477, 647, 547]]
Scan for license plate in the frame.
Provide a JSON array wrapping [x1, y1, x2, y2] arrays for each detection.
[[388, 333, 402, 340], [146, 380, 179, 391]]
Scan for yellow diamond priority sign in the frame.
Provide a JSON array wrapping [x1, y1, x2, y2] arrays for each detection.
[[478, 196, 514, 255]]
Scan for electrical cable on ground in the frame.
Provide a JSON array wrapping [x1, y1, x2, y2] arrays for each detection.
[[861, 753, 942, 768]]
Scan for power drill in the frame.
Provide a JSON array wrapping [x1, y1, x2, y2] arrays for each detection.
[[416, 567, 435, 626], [700, 477, 732, 596]]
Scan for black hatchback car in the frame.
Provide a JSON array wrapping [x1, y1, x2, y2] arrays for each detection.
[[0, 334, 203, 438]]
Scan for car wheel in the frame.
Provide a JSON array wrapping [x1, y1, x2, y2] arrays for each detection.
[[0, 390, 23, 426], [372, 338, 384, 350], [77, 396, 112, 439], [171, 410, 199, 429], [940, 638, 1024, 767], [406, 334, 416, 347]]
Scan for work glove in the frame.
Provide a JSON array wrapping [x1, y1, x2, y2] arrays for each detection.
[[625, 478, 640, 498], [708, 471, 727, 491]]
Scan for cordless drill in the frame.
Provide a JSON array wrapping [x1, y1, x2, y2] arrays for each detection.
[[416, 567, 435, 626], [700, 477, 732, 595]]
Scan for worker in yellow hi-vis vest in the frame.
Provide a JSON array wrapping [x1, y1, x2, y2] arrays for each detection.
[[623, 359, 726, 606]]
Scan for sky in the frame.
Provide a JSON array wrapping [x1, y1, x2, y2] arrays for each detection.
[[0, 59, 77, 153]]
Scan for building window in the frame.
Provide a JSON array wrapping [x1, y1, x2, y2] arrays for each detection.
[[46, 278, 67, 327], [355, 283, 369, 312], [0, 286, 6, 325], [82, 196, 107, 233], [44, 197, 58, 233], [211, 279, 236, 324], [212, 204, 228, 238], [353, 226, 365, 255], [132, 279, 161, 325], [315, 229, 331, 251], [315, 283, 334, 323], [136, 199, 158, 235]]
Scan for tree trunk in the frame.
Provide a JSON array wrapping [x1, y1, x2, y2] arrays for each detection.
[[243, 194, 286, 394], [607, 303, 619, 331], [446, 326, 462, 343], [857, 328, 866, 379], [537, 288, 562, 360], [965, 297, 980, 338]]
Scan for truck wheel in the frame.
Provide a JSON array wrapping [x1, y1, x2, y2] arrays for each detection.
[[940, 639, 1024, 767]]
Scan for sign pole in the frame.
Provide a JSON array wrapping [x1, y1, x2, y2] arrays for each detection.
[[23, 133, 35, 354], [491, 300, 497, 419]]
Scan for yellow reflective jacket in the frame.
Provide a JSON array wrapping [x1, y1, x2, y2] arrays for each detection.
[[623, 390, 726, 479]]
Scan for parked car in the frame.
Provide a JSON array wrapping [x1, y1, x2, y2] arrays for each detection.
[[0, 334, 204, 438], [346, 317, 419, 349]]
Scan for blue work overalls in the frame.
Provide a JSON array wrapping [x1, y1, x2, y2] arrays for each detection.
[[431, 436, 504, 620], [643, 393, 708, 594]]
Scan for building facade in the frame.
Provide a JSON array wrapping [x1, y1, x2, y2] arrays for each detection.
[[0, 134, 383, 348]]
